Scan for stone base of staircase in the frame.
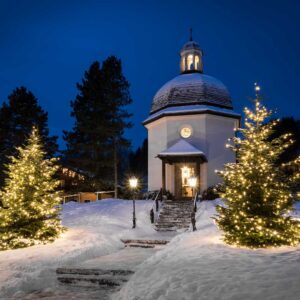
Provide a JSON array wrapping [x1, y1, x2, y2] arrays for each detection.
[[155, 200, 193, 231]]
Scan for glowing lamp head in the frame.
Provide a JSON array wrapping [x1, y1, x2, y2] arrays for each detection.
[[188, 176, 197, 188], [129, 177, 138, 189]]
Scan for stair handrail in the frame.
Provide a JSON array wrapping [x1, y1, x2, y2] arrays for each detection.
[[150, 188, 162, 224]]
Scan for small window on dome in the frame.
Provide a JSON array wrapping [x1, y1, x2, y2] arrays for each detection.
[[187, 54, 194, 70], [181, 57, 186, 72], [195, 55, 200, 70]]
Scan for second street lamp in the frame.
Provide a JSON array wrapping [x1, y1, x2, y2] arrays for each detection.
[[129, 177, 138, 229]]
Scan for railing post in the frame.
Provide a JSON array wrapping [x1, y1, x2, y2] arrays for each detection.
[[191, 211, 196, 231], [156, 189, 161, 212], [193, 192, 198, 212], [150, 208, 154, 224]]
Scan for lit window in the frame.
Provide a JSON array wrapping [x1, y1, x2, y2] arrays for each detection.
[[181, 57, 185, 71], [187, 54, 194, 70], [195, 55, 199, 70]]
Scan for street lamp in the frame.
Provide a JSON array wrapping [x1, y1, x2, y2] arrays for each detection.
[[129, 177, 138, 229], [188, 176, 197, 198]]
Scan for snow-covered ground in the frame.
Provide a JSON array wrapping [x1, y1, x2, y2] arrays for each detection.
[[1, 199, 300, 299], [113, 200, 300, 300], [0, 199, 167, 298]]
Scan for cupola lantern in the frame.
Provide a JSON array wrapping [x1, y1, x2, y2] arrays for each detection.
[[180, 29, 203, 74]]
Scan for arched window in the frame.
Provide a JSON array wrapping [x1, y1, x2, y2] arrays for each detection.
[[187, 54, 194, 70], [195, 55, 200, 70], [181, 57, 186, 72]]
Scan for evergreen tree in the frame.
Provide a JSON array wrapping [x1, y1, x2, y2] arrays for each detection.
[[64, 56, 132, 191], [0, 87, 58, 188], [0, 127, 63, 250], [215, 86, 300, 248]]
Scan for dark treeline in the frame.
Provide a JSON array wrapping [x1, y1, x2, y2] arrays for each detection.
[[128, 138, 148, 180], [269, 117, 300, 164]]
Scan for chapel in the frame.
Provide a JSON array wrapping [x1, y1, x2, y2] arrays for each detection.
[[143, 34, 241, 200]]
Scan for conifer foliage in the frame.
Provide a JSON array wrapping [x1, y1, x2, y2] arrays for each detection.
[[64, 56, 132, 190], [0, 127, 63, 250], [0, 87, 58, 188], [216, 86, 300, 248]]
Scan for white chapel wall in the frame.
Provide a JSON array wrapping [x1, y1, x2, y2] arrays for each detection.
[[205, 114, 239, 187], [146, 118, 167, 191]]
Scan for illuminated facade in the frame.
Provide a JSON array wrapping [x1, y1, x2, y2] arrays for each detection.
[[143, 35, 241, 199]]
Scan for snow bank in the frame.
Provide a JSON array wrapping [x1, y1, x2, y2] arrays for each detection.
[[114, 200, 300, 300], [0, 199, 155, 298]]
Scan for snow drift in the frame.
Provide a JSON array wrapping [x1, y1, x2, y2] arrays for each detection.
[[113, 200, 300, 300], [0, 199, 155, 298]]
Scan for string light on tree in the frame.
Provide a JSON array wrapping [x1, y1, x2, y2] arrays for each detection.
[[215, 83, 300, 248], [0, 127, 63, 250]]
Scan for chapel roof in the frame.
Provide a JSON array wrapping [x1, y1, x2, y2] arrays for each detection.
[[150, 73, 233, 114]]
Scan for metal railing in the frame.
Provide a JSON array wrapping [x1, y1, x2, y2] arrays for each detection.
[[150, 189, 163, 224]]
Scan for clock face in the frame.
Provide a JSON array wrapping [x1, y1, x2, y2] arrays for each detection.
[[180, 127, 192, 138]]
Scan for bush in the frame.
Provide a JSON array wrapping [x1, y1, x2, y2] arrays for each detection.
[[202, 184, 222, 200]]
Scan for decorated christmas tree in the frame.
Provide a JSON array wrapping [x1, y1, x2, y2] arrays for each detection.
[[216, 84, 300, 248], [0, 127, 63, 250]]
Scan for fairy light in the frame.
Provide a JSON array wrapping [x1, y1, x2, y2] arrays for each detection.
[[0, 127, 64, 250], [214, 85, 300, 248]]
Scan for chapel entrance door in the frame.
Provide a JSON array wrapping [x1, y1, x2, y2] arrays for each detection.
[[174, 163, 196, 200]]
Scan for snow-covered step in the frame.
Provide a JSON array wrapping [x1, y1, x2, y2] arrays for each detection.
[[121, 239, 169, 248], [56, 268, 134, 288], [56, 268, 134, 276]]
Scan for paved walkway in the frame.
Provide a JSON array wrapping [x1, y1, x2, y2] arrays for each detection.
[[22, 238, 174, 300]]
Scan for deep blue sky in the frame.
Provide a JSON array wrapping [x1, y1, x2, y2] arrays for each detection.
[[0, 0, 299, 149]]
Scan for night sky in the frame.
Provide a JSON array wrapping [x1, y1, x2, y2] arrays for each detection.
[[0, 0, 299, 149]]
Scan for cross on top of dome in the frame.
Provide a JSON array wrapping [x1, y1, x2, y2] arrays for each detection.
[[180, 30, 203, 74]]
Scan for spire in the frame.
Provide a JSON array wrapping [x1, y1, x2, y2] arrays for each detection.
[[189, 28, 193, 41]]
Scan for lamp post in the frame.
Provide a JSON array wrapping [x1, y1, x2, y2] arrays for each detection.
[[129, 177, 138, 229]]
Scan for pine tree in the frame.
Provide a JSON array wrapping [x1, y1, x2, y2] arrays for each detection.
[[64, 56, 132, 191], [0, 127, 63, 250], [215, 85, 300, 248], [0, 87, 58, 189]]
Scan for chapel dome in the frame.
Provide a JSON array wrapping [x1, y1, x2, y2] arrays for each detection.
[[150, 73, 232, 114]]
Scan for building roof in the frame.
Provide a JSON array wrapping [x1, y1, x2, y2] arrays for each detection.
[[158, 139, 206, 159], [143, 104, 241, 125], [181, 40, 202, 52], [150, 73, 232, 114]]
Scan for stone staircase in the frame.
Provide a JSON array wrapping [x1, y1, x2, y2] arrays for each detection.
[[155, 199, 193, 231]]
